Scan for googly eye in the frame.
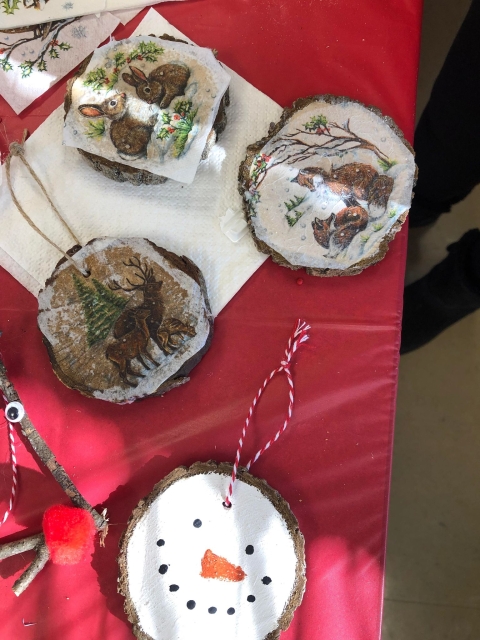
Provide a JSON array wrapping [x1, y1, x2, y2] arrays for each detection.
[[5, 401, 25, 423]]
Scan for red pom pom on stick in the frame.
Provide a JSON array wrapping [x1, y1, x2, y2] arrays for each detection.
[[42, 505, 96, 565]]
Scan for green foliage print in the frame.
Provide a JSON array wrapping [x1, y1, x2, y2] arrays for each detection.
[[156, 100, 198, 158], [0, 28, 72, 76], [1, 0, 20, 15], [85, 119, 106, 138], [83, 41, 164, 91], [73, 274, 128, 347], [304, 114, 328, 133], [284, 194, 307, 226]]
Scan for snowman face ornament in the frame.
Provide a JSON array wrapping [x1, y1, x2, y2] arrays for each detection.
[[119, 461, 306, 640]]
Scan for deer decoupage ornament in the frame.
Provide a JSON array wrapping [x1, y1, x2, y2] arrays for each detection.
[[239, 95, 417, 276], [5, 137, 213, 403], [63, 34, 231, 185], [118, 321, 309, 640]]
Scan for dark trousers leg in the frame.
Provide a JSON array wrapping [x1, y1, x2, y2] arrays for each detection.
[[411, 0, 480, 222]]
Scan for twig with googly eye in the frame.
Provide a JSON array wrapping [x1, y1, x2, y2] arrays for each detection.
[[0, 357, 108, 595]]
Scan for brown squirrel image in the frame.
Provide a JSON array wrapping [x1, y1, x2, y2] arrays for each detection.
[[294, 162, 394, 210], [312, 206, 369, 250], [122, 64, 190, 108], [294, 162, 394, 252]]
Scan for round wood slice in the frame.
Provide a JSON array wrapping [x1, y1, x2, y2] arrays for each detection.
[[64, 35, 230, 186], [37, 238, 214, 403], [239, 95, 417, 276], [118, 461, 306, 640]]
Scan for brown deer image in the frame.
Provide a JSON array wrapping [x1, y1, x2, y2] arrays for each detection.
[[106, 309, 159, 388], [294, 162, 394, 210], [110, 257, 196, 357], [312, 205, 369, 251], [122, 64, 190, 108]]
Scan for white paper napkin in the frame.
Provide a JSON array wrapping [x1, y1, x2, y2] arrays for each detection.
[[0, 10, 282, 316]]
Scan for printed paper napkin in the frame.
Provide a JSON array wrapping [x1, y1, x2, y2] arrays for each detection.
[[0, 12, 120, 114], [0, 10, 282, 316], [0, 0, 180, 30]]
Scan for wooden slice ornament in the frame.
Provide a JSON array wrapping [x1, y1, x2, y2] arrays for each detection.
[[5, 138, 213, 403], [63, 34, 231, 186], [38, 238, 213, 402], [118, 321, 310, 640], [239, 95, 417, 276]]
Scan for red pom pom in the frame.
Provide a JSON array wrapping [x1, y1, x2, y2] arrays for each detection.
[[42, 505, 96, 565]]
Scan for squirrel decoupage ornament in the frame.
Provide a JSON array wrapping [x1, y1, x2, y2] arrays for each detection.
[[5, 137, 213, 402], [118, 321, 309, 640], [63, 34, 231, 186], [239, 95, 417, 276]]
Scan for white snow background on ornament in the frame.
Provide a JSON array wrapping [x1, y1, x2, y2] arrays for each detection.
[[126, 472, 297, 640], [0, 9, 280, 316]]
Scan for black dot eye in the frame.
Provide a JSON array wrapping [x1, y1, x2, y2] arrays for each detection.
[[109, 100, 117, 107], [193, 519, 202, 528], [187, 600, 196, 610], [262, 576, 272, 585], [144, 87, 151, 94], [157, 539, 165, 547], [159, 564, 168, 574], [5, 402, 24, 423], [247, 595, 256, 603], [245, 545, 254, 555], [208, 607, 217, 614], [227, 607, 235, 615], [169, 584, 179, 592]]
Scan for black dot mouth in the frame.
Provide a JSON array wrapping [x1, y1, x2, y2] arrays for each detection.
[[193, 519, 202, 528], [227, 607, 235, 615], [245, 545, 254, 555], [169, 584, 179, 592], [186, 600, 196, 610], [262, 576, 272, 585], [208, 607, 217, 614], [158, 564, 168, 575], [247, 595, 256, 603], [156, 539, 165, 547]]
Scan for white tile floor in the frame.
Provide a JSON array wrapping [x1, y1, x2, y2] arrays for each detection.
[[382, 1, 480, 638]]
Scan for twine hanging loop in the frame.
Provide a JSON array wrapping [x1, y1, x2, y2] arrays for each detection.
[[224, 319, 310, 508], [5, 131, 88, 277]]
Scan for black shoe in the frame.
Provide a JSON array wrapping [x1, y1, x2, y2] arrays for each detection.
[[401, 229, 480, 354], [408, 200, 445, 228]]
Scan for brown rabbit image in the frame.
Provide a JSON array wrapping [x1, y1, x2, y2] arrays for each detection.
[[122, 64, 190, 108], [78, 92, 156, 160], [294, 162, 394, 210], [312, 205, 368, 251]]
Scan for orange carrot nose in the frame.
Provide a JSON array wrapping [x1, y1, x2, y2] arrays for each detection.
[[200, 549, 246, 582]]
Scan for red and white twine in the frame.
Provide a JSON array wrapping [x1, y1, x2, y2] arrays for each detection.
[[224, 319, 310, 507], [0, 394, 18, 527]]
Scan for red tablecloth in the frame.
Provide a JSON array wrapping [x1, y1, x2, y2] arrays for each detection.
[[0, 1, 422, 638]]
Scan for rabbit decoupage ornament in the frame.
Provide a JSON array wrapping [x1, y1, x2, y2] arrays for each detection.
[[64, 35, 231, 186]]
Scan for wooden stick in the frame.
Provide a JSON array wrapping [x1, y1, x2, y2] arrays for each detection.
[[0, 533, 44, 561], [0, 358, 107, 531], [12, 536, 50, 597]]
